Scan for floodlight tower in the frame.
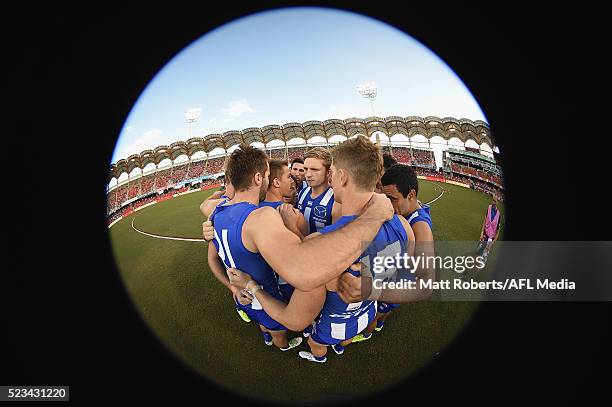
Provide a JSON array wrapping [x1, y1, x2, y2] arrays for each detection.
[[357, 82, 380, 145], [185, 108, 202, 139]]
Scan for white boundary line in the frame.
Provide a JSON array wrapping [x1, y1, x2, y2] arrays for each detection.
[[131, 218, 205, 242], [424, 183, 446, 205]]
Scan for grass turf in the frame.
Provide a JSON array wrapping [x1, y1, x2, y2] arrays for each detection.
[[109, 181, 504, 403]]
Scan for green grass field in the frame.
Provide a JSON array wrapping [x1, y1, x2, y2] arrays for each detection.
[[109, 181, 504, 404]]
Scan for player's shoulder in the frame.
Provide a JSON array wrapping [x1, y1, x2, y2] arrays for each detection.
[[397, 213, 411, 228], [249, 205, 281, 222], [242, 205, 280, 236], [396, 214, 415, 238], [251, 204, 276, 215]]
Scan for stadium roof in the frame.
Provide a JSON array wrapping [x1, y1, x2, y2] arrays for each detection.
[[110, 116, 492, 179]]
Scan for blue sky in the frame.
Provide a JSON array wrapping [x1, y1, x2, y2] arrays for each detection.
[[112, 7, 487, 165]]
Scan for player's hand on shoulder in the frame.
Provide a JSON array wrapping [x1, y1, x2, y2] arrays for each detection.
[[209, 190, 225, 200], [227, 267, 253, 290], [202, 220, 214, 241], [337, 262, 371, 303], [278, 203, 300, 230]]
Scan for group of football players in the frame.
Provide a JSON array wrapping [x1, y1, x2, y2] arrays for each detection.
[[200, 136, 435, 363]]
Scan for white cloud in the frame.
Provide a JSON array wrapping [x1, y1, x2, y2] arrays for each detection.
[[221, 98, 255, 118], [118, 129, 162, 158]]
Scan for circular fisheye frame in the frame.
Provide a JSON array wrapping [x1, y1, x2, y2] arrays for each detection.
[[106, 7, 504, 404]]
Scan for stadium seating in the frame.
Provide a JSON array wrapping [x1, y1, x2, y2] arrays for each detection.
[[287, 146, 308, 161], [187, 160, 206, 179], [154, 168, 171, 190], [200, 179, 217, 187], [140, 173, 156, 194], [170, 163, 189, 184], [388, 147, 435, 168], [447, 163, 503, 188], [206, 157, 225, 174], [270, 149, 288, 160], [107, 143, 503, 219]]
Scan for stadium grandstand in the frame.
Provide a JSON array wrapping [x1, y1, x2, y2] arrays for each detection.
[[442, 148, 504, 191], [107, 116, 503, 226]]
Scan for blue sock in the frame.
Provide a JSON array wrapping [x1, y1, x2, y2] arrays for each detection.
[[376, 320, 385, 328], [315, 355, 326, 361], [263, 332, 272, 342], [334, 344, 345, 352], [363, 332, 372, 338], [303, 325, 313, 334]]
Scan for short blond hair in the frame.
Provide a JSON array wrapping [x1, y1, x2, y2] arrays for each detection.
[[303, 147, 332, 169], [331, 136, 383, 191]]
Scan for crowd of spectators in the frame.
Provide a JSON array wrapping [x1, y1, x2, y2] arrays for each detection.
[[113, 185, 128, 207], [206, 157, 225, 174], [470, 178, 503, 199], [172, 185, 190, 194], [140, 174, 156, 195], [107, 181, 222, 222], [392, 148, 410, 164], [127, 184, 140, 200], [269, 149, 288, 160], [200, 179, 217, 188], [170, 163, 189, 184], [443, 172, 504, 200], [188, 160, 206, 179], [448, 163, 503, 188], [390, 147, 435, 168], [287, 147, 308, 161], [154, 169, 171, 190], [108, 143, 503, 219], [415, 167, 443, 178], [106, 210, 123, 225]]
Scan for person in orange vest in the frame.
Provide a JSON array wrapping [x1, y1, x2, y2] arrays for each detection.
[[479, 194, 502, 261]]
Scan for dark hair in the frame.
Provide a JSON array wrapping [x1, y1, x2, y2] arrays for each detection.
[[381, 164, 418, 197], [225, 144, 268, 191], [268, 159, 288, 189], [291, 158, 304, 166], [382, 153, 398, 171]]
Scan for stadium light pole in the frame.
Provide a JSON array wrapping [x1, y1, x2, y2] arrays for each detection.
[[357, 82, 380, 145], [185, 108, 202, 139]]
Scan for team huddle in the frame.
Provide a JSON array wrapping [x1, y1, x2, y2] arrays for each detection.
[[200, 136, 435, 363]]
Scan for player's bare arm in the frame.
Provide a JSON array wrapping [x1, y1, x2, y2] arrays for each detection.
[[227, 267, 325, 331], [207, 242, 245, 302], [200, 197, 225, 218], [243, 193, 393, 291], [398, 215, 416, 257], [202, 220, 215, 241]]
